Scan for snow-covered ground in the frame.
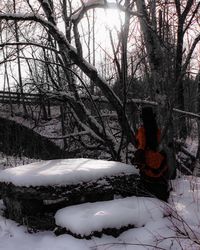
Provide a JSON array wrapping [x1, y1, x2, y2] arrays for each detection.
[[0, 159, 200, 249], [0, 103, 64, 148]]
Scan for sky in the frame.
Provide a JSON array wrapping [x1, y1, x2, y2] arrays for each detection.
[[0, 0, 125, 90], [0, 0, 199, 91], [0, 158, 200, 249]]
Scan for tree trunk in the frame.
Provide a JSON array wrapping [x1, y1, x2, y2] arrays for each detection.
[[13, 0, 28, 116], [135, 0, 177, 178]]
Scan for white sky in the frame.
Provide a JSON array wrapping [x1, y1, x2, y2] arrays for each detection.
[[0, 0, 199, 90], [0, 5, 125, 90]]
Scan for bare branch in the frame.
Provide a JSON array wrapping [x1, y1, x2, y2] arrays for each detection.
[[71, 1, 140, 25], [183, 2, 200, 34], [130, 98, 200, 119], [182, 33, 200, 74], [45, 131, 89, 140], [0, 41, 60, 53]]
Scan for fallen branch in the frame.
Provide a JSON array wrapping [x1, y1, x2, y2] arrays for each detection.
[[130, 98, 200, 119]]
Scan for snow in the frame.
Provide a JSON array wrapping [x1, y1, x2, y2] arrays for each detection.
[[55, 196, 166, 236], [0, 158, 138, 187], [83, 0, 105, 5], [0, 173, 200, 249], [0, 158, 200, 249], [71, 0, 105, 21], [169, 176, 200, 240]]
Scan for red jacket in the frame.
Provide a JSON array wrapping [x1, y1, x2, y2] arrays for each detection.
[[136, 126, 168, 178]]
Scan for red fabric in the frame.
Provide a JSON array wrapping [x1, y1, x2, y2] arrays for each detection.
[[136, 127, 168, 178], [136, 126, 161, 150]]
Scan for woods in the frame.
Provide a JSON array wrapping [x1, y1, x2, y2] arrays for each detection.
[[1, 1, 200, 249], [0, 0, 199, 166]]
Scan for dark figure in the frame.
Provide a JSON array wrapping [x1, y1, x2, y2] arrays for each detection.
[[133, 107, 169, 202]]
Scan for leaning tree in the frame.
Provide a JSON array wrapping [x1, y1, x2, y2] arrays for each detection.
[[0, 0, 199, 166]]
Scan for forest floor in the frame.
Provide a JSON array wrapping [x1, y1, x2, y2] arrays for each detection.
[[0, 103, 62, 169]]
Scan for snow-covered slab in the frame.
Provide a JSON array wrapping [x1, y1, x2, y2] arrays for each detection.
[[0, 158, 138, 187], [55, 196, 166, 238], [0, 159, 139, 231]]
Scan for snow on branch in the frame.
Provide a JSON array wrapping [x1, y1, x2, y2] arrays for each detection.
[[0, 13, 53, 29], [130, 98, 200, 119], [0, 12, 135, 146], [44, 90, 112, 145], [38, 0, 56, 25], [71, 0, 140, 24], [0, 42, 60, 53], [173, 107, 200, 119], [0, 13, 77, 58]]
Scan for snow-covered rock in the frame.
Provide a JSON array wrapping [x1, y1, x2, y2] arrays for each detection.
[[0, 158, 138, 187], [55, 196, 165, 238], [0, 159, 139, 231]]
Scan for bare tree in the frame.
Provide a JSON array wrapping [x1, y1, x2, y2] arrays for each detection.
[[0, 0, 199, 164], [135, 0, 200, 176]]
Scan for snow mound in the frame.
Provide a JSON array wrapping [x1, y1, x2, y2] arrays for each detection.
[[0, 158, 138, 187], [55, 196, 165, 237]]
